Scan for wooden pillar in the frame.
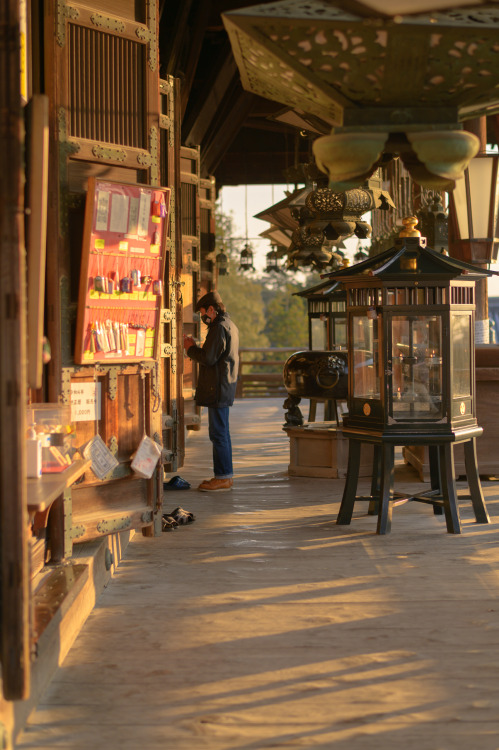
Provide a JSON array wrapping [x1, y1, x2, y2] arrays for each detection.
[[0, 0, 30, 700], [464, 117, 488, 343]]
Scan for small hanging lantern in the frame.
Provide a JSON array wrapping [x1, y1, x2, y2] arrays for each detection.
[[216, 248, 229, 276], [238, 243, 255, 272], [265, 245, 282, 273]]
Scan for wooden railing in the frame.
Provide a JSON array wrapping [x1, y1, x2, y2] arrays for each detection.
[[236, 347, 297, 398]]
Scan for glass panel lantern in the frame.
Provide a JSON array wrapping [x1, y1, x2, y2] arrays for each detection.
[[352, 314, 380, 401], [294, 280, 347, 351], [322, 217, 491, 441], [390, 314, 443, 420]]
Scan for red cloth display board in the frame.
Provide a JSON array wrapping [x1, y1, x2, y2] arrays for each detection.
[[74, 178, 170, 364]]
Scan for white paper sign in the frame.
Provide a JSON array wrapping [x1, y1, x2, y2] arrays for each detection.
[[127, 196, 139, 237], [110, 193, 129, 234], [95, 190, 110, 231], [71, 382, 101, 422], [138, 191, 151, 237]]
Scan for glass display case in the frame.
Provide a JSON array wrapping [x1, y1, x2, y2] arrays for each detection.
[[352, 315, 380, 401], [295, 280, 347, 351], [390, 314, 443, 420], [319, 217, 492, 535]]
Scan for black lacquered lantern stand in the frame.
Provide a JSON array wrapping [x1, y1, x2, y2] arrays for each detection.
[[323, 217, 492, 534]]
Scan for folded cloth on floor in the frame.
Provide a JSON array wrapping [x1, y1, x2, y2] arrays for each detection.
[[168, 507, 195, 524], [163, 475, 190, 490]]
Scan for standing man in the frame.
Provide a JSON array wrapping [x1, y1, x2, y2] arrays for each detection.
[[183, 291, 239, 491]]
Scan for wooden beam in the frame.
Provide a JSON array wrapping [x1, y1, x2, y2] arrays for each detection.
[[183, 52, 238, 147], [179, 0, 214, 119], [199, 83, 256, 177], [159, 0, 195, 77]]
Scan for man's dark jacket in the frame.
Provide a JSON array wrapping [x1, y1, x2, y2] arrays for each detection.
[[187, 312, 239, 407]]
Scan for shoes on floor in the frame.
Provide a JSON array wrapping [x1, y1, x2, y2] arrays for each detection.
[[169, 507, 195, 524], [163, 475, 190, 491], [197, 477, 233, 492], [161, 514, 179, 532]]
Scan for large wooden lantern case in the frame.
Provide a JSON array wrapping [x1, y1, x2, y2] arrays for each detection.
[[324, 218, 492, 535], [337, 219, 483, 441]]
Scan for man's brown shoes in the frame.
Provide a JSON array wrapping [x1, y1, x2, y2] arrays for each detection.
[[198, 477, 233, 492]]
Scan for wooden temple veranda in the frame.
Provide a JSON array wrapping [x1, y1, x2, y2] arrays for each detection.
[[2, 2, 499, 748]]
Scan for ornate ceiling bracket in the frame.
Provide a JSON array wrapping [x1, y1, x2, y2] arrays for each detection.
[[159, 78, 175, 148], [137, 127, 159, 186], [57, 0, 79, 47], [90, 13, 126, 33], [136, 1, 158, 71], [159, 114, 171, 130], [92, 145, 127, 162], [159, 79, 172, 95]]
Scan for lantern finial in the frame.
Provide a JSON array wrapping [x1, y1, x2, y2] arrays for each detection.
[[399, 216, 421, 238]]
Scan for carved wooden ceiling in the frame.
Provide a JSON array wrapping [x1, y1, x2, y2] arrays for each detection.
[[159, 0, 499, 187]]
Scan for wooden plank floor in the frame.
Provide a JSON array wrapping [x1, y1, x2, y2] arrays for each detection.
[[16, 399, 499, 749]]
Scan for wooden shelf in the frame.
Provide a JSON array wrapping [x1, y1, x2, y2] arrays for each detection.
[[27, 459, 91, 515]]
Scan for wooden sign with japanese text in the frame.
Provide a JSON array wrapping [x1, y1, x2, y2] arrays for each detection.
[[75, 178, 170, 364]]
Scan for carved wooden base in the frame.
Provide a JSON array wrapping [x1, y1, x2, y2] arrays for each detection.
[[286, 424, 373, 479]]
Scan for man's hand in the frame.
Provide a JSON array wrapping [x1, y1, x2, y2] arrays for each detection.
[[183, 334, 196, 352]]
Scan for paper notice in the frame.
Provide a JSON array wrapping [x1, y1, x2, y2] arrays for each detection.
[[110, 193, 130, 234], [127, 196, 139, 237], [95, 191, 110, 231], [138, 191, 151, 237]]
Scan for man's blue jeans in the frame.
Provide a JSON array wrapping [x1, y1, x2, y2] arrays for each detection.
[[208, 406, 233, 479]]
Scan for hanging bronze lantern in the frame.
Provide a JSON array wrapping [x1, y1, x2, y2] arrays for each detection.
[[239, 243, 255, 272], [286, 178, 394, 270], [265, 246, 283, 273], [216, 249, 229, 276]]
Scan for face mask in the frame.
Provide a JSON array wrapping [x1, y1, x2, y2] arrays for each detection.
[[201, 314, 211, 326]]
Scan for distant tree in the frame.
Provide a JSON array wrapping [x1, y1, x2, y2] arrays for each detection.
[[263, 282, 308, 349], [215, 207, 269, 351], [218, 271, 269, 349]]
